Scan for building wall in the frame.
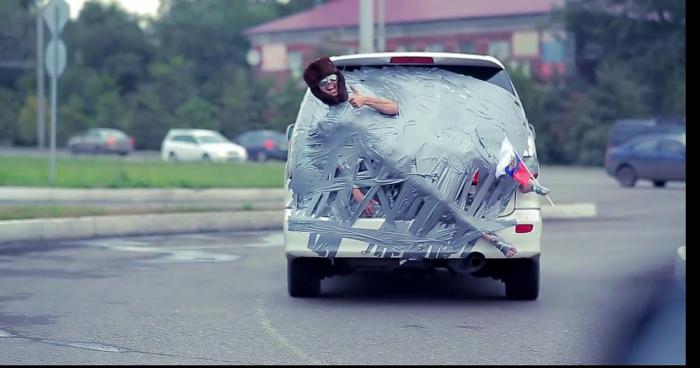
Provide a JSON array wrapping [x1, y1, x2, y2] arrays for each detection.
[[247, 13, 569, 85]]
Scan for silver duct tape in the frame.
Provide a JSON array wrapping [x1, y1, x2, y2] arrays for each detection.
[[288, 66, 530, 260]]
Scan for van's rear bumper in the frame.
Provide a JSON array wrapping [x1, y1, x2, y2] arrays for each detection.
[[284, 208, 541, 259]]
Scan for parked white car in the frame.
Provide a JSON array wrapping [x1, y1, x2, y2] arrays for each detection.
[[284, 52, 542, 300], [161, 129, 248, 162]]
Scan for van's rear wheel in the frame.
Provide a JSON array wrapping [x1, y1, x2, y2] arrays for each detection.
[[288, 258, 327, 297], [504, 258, 539, 300]]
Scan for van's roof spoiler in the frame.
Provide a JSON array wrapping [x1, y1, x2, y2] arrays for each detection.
[[331, 52, 506, 70]]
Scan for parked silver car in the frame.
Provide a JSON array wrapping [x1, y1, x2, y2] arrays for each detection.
[[67, 128, 134, 156]]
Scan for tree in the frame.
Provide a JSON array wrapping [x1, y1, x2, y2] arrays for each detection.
[[266, 76, 306, 132], [0, 87, 21, 145], [125, 85, 168, 150], [56, 66, 129, 144], [0, 0, 35, 89], [123, 56, 198, 149], [563, 0, 685, 116], [211, 64, 271, 138], [63, 1, 154, 94]]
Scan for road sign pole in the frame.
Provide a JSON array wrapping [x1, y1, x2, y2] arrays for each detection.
[[49, 51, 57, 186], [49, 24, 58, 185], [49, 4, 59, 186], [43, 0, 69, 186], [36, 6, 46, 149]]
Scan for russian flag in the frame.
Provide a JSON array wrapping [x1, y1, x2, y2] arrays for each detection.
[[496, 135, 531, 187], [505, 157, 531, 187]]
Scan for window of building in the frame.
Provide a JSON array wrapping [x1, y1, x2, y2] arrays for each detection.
[[459, 42, 475, 53], [425, 43, 444, 52], [512, 31, 539, 57], [287, 51, 303, 72], [488, 40, 510, 61], [261, 43, 287, 72]]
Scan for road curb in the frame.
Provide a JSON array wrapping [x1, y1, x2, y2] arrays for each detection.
[[0, 211, 283, 244], [541, 203, 596, 219], [0, 203, 596, 244]]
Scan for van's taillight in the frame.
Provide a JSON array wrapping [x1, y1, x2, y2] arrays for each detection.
[[129, 137, 135, 147], [390, 56, 434, 64], [263, 139, 275, 150], [106, 137, 116, 146], [515, 224, 533, 233]]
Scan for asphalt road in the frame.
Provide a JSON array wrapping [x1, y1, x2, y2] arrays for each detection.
[[0, 147, 162, 161], [0, 169, 685, 364]]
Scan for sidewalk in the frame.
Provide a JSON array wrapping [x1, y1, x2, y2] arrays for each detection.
[[0, 187, 596, 244]]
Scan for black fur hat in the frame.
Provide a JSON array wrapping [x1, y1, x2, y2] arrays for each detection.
[[303, 56, 348, 106]]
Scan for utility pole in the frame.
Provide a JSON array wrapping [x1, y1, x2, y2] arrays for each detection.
[[376, 0, 385, 52], [359, 0, 374, 53], [36, 2, 46, 149]]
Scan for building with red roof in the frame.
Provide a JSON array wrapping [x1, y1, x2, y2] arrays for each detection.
[[244, 0, 569, 85]]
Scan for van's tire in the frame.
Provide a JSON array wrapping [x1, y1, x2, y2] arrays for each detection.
[[504, 258, 539, 300], [653, 180, 666, 188], [616, 166, 637, 188], [288, 258, 327, 297]]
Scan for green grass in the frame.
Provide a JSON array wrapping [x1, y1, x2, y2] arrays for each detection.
[[0, 156, 285, 188], [0, 206, 107, 220]]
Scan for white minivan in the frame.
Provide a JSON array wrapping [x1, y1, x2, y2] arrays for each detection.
[[284, 53, 542, 300]]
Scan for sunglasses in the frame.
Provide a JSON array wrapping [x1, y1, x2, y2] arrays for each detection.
[[319, 74, 338, 87]]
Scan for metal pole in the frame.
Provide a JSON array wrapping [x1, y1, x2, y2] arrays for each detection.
[[36, 3, 46, 149], [377, 0, 385, 52], [359, 0, 374, 53], [49, 13, 58, 186], [49, 60, 56, 186]]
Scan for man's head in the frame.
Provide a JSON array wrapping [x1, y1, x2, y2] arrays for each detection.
[[303, 56, 348, 106]]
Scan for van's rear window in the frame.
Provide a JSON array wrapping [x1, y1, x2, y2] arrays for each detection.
[[341, 65, 515, 96]]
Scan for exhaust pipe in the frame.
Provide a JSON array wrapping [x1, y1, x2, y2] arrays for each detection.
[[451, 252, 486, 274]]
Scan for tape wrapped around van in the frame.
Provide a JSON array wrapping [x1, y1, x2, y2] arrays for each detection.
[[287, 66, 534, 259]]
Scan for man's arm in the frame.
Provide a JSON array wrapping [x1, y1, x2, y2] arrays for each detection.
[[348, 86, 399, 116]]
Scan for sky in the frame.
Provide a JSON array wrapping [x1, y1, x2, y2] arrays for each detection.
[[65, 0, 161, 19]]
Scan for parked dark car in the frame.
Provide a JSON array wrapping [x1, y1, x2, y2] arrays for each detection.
[[606, 118, 685, 154], [605, 133, 685, 188], [67, 128, 134, 156], [234, 130, 288, 161]]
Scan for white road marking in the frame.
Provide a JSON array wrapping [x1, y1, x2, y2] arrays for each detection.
[[255, 301, 323, 365]]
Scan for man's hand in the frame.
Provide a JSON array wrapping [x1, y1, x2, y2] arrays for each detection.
[[348, 86, 366, 108], [348, 85, 399, 116]]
